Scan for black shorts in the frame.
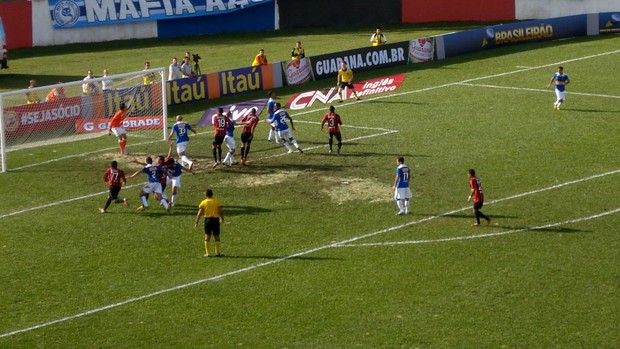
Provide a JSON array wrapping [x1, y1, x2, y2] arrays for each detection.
[[329, 131, 342, 141], [213, 135, 225, 146], [204, 217, 221, 236], [109, 186, 121, 199], [241, 132, 253, 143], [339, 81, 354, 89], [473, 201, 484, 210]]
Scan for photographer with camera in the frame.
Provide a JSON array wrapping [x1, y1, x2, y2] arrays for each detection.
[[191, 53, 202, 75]]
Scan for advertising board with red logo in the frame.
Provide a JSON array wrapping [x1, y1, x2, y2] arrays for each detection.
[[282, 58, 314, 85], [286, 73, 406, 110], [409, 37, 435, 63], [75, 116, 163, 133], [3, 96, 83, 135]]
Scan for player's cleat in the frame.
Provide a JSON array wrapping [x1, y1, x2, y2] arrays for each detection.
[[337, 149, 341, 156], [338, 99, 343, 103], [123, 198, 129, 207], [356, 97, 361, 101], [123, 149, 129, 155], [98, 208, 105, 213], [287, 149, 293, 154], [329, 149, 332, 153], [396, 211, 405, 216], [471, 223, 480, 227], [136, 205, 147, 211], [298, 148, 303, 153], [485, 218, 491, 226], [212, 161, 219, 169], [204, 253, 210, 257], [215, 253, 224, 257], [556, 105, 561, 110], [188, 161, 194, 171]]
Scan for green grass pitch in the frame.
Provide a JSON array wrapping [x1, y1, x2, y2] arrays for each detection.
[[1, 25, 619, 348]]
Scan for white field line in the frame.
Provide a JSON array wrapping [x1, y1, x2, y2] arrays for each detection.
[[0, 169, 618, 339], [339, 207, 620, 248], [458, 82, 620, 99], [9, 48, 620, 171], [0, 183, 145, 220]]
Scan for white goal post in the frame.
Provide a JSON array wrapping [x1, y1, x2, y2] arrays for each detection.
[[0, 68, 167, 172]]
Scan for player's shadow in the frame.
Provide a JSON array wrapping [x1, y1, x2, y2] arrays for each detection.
[[216, 255, 343, 261], [224, 205, 273, 217], [559, 108, 617, 113], [367, 100, 424, 105], [440, 214, 519, 220]]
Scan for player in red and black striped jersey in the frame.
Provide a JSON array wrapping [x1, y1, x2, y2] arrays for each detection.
[[240, 108, 260, 165], [99, 161, 128, 213], [321, 105, 343, 155], [467, 169, 490, 227], [211, 107, 232, 168]]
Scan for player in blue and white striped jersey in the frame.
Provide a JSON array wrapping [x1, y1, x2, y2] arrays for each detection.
[[547, 66, 570, 110]]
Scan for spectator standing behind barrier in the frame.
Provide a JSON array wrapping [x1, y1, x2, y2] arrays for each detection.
[[291, 41, 305, 60], [26, 80, 41, 104], [370, 27, 387, 46], [82, 70, 98, 95], [143, 62, 156, 85], [169, 57, 181, 80], [102, 69, 113, 91], [252, 49, 268, 66], [45, 83, 65, 102], [181, 56, 193, 78]]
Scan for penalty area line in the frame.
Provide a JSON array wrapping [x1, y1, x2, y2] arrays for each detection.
[[458, 83, 620, 99], [337, 207, 620, 248]]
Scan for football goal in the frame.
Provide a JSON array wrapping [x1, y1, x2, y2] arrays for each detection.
[[0, 68, 167, 172]]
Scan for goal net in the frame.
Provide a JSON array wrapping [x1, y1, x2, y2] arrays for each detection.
[[0, 68, 167, 172]]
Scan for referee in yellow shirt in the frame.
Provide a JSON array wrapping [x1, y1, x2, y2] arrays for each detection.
[[337, 61, 361, 102], [194, 189, 224, 257]]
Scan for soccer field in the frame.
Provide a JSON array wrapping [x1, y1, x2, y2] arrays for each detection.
[[1, 29, 619, 348]]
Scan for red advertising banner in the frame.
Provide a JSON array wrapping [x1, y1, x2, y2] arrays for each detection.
[[282, 58, 314, 85], [3, 96, 83, 135], [286, 73, 406, 110], [75, 116, 163, 133], [409, 37, 434, 63]]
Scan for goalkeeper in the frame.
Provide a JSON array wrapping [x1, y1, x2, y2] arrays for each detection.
[[108, 102, 129, 155]]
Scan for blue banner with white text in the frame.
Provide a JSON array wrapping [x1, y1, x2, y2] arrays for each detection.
[[49, 0, 273, 28]]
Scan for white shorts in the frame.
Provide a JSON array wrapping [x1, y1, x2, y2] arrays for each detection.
[[224, 135, 236, 149], [277, 129, 293, 140], [176, 141, 188, 154], [167, 176, 182, 188], [111, 126, 126, 137], [555, 89, 566, 101], [394, 187, 412, 200], [142, 182, 163, 194]]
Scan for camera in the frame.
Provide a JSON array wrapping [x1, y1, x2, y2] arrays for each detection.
[[192, 53, 201, 63]]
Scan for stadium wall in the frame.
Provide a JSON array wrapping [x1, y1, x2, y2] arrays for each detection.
[[516, 0, 620, 20], [2, 0, 618, 49], [0, 0, 33, 49], [402, 0, 515, 23], [277, 0, 402, 29]]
